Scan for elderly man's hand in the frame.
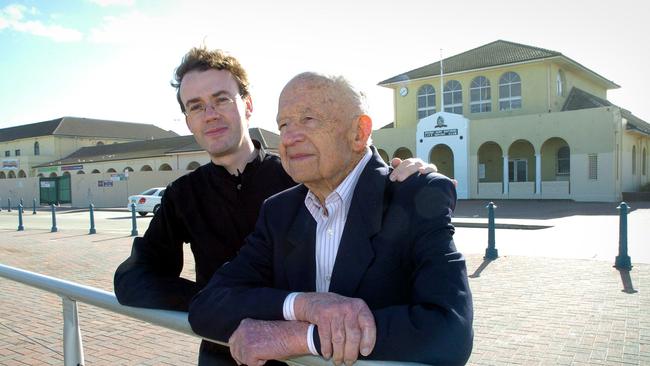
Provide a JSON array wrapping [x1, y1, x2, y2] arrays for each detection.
[[228, 318, 308, 366], [294, 292, 376, 366], [389, 157, 438, 182]]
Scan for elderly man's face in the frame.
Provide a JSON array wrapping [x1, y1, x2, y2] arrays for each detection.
[[276, 79, 359, 189]]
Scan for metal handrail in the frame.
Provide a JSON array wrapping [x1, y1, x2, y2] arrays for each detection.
[[0, 264, 424, 366]]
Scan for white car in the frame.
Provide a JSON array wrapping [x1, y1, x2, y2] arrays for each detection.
[[127, 187, 165, 216]]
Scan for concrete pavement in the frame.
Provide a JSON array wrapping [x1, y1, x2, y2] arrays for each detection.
[[0, 200, 649, 365]]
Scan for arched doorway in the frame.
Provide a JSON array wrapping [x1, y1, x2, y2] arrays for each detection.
[[507, 140, 535, 182], [18, 170, 27, 178], [377, 149, 389, 163], [429, 144, 454, 178], [393, 147, 413, 160]]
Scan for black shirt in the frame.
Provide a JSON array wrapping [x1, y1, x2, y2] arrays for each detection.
[[114, 143, 295, 311]]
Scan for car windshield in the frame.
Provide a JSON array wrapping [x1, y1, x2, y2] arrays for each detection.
[[141, 189, 158, 196]]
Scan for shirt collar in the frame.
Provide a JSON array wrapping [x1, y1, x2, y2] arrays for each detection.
[[305, 147, 372, 216]]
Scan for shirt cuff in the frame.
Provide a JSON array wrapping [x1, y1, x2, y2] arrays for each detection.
[[307, 324, 318, 355], [282, 292, 301, 320]]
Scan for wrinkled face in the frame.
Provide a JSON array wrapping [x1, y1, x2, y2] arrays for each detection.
[[179, 69, 252, 160], [276, 79, 358, 189]]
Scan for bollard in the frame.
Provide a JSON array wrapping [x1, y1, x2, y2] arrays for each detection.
[[7, 198, 11, 212], [130, 203, 138, 236], [484, 202, 499, 260], [51, 204, 58, 232], [614, 202, 632, 270], [89, 204, 96, 234], [33, 198, 37, 214], [17, 204, 24, 231]]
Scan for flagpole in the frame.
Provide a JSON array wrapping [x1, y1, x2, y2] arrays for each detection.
[[440, 48, 444, 112]]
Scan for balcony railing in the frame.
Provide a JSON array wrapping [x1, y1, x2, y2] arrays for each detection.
[[0, 263, 425, 366]]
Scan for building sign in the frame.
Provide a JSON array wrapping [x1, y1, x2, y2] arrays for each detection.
[[2, 159, 19, 170], [37, 166, 59, 173], [61, 165, 83, 171], [110, 173, 127, 181], [98, 180, 113, 187], [423, 129, 458, 138], [40, 181, 53, 188]]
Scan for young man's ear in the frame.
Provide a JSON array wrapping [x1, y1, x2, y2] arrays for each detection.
[[353, 114, 372, 152], [244, 95, 254, 120]]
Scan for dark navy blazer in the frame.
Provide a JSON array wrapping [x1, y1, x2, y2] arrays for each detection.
[[189, 148, 474, 365]]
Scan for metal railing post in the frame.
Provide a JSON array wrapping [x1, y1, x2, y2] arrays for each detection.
[[130, 203, 138, 236], [51, 204, 58, 232], [614, 202, 632, 270], [33, 198, 37, 214], [62, 296, 85, 366], [18, 204, 24, 231], [89, 204, 96, 235], [484, 202, 499, 260], [8, 198, 11, 212]]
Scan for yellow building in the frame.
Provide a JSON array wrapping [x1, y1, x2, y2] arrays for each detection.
[[0, 116, 178, 179], [373, 40, 650, 202]]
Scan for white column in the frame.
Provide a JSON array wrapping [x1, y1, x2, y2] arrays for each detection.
[[503, 155, 509, 195], [535, 154, 542, 195]]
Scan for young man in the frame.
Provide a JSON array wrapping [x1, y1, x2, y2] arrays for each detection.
[[114, 48, 435, 365]]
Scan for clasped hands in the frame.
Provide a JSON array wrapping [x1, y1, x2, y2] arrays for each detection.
[[228, 292, 376, 366]]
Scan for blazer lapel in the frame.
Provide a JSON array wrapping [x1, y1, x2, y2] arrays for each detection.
[[284, 190, 317, 292], [329, 148, 388, 296]]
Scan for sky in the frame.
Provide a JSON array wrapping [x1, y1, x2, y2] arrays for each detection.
[[1, 0, 648, 136]]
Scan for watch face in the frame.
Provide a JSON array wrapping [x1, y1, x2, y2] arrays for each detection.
[[399, 87, 408, 97]]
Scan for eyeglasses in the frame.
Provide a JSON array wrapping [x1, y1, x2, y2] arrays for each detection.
[[184, 94, 238, 118]]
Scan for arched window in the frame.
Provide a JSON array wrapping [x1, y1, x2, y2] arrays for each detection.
[[417, 85, 436, 119], [91, 169, 101, 174], [632, 146, 636, 175], [556, 70, 566, 97], [77, 170, 85, 174], [141, 165, 153, 171], [443, 80, 463, 114], [124, 167, 134, 172], [643, 147, 647, 176], [557, 146, 570, 175], [49, 172, 57, 177], [499, 72, 522, 111], [8, 171, 16, 178], [470, 76, 491, 113], [18, 170, 26, 178], [96, 141, 104, 146], [106, 168, 117, 173], [34, 141, 40, 156], [159, 163, 172, 171], [63, 171, 71, 176], [186, 161, 201, 170], [0, 172, 5, 179]]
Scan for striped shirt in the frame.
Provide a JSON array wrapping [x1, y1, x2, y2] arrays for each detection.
[[283, 147, 372, 355]]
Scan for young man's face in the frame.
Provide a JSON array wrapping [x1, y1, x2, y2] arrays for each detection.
[[180, 69, 252, 161]]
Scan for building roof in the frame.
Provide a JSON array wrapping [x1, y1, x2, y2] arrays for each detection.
[[562, 87, 650, 136], [34, 127, 281, 167], [378, 40, 619, 89], [0, 116, 178, 143]]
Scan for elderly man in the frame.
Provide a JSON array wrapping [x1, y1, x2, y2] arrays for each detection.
[[188, 72, 473, 365]]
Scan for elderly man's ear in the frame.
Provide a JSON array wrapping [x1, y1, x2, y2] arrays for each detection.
[[352, 115, 373, 152]]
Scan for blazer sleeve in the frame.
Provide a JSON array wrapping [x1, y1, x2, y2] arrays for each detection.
[[367, 175, 473, 365], [188, 203, 291, 343], [113, 183, 198, 311]]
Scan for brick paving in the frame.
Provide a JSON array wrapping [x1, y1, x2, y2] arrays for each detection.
[[1, 209, 649, 365]]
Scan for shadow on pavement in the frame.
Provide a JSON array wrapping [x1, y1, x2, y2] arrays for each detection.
[[469, 258, 495, 278], [617, 269, 638, 294], [92, 235, 136, 243]]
